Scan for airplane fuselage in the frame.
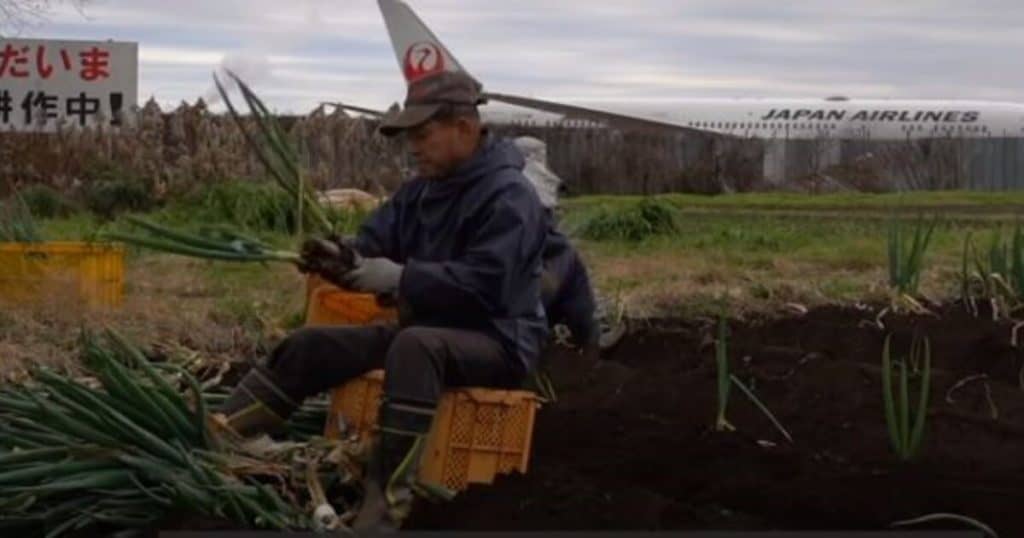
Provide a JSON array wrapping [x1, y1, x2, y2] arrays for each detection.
[[552, 97, 1024, 141]]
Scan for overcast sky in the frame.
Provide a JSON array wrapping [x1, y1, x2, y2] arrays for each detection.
[[15, 0, 1024, 115]]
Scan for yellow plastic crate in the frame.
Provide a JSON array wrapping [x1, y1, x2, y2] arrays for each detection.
[[324, 369, 541, 492], [0, 242, 124, 308]]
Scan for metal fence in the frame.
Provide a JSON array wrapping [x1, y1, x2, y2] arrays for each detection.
[[2, 98, 1023, 196]]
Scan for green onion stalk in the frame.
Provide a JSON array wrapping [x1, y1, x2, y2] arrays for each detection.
[[104, 72, 360, 263], [0, 329, 363, 536], [102, 216, 302, 264], [213, 70, 334, 238], [714, 316, 734, 432]]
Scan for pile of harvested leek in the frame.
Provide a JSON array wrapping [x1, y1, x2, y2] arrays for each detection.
[[0, 329, 363, 536]]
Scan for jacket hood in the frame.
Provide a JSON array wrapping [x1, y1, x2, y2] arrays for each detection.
[[420, 133, 524, 199]]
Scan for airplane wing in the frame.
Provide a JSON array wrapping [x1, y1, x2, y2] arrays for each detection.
[[376, 0, 729, 140], [318, 101, 387, 117], [483, 92, 716, 135]]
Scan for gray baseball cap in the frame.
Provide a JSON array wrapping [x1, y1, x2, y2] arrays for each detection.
[[379, 71, 486, 137]]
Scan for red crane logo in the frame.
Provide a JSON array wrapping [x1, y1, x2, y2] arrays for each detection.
[[403, 41, 445, 82]]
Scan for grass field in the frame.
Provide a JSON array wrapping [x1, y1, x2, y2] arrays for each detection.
[[567, 190, 1024, 212]]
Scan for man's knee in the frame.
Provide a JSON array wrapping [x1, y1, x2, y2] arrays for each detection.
[[267, 327, 326, 369], [385, 327, 445, 374]]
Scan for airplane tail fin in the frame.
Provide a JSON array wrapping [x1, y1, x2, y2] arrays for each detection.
[[377, 0, 475, 85]]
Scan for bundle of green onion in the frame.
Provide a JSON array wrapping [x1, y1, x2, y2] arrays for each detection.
[[103, 70, 349, 263], [214, 70, 334, 238], [103, 216, 301, 263], [0, 329, 359, 536]]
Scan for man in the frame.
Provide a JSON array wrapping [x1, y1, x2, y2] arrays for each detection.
[[513, 136, 597, 355], [514, 136, 624, 358], [214, 70, 550, 531]]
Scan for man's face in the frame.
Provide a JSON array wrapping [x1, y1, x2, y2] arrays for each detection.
[[405, 117, 472, 180]]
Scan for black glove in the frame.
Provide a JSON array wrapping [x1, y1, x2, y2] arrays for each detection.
[[297, 236, 358, 287]]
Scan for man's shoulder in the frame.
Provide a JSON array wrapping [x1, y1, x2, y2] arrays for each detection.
[[385, 178, 427, 203], [472, 169, 544, 216]]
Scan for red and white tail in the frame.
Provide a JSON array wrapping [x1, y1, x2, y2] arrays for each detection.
[[377, 0, 472, 84]]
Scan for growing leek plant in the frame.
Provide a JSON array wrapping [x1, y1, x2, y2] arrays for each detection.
[[713, 316, 792, 442], [714, 316, 734, 433], [881, 333, 932, 461], [887, 214, 937, 296], [960, 224, 1024, 319]]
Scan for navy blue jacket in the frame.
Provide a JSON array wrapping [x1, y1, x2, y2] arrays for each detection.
[[354, 134, 549, 374]]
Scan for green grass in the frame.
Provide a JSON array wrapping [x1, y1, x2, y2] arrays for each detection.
[[566, 197, 680, 242], [26, 190, 1024, 321], [564, 191, 1024, 213]]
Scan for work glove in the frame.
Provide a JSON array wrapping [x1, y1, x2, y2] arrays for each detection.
[[297, 235, 358, 287], [340, 256, 404, 296]]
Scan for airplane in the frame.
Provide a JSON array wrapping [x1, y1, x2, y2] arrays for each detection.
[[376, 0, 1024, 142]]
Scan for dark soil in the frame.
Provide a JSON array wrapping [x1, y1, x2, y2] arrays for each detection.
[[406, 302, 1024, 534]]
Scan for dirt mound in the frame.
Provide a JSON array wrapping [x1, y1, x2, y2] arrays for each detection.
[[408, 303, 1024, 533]]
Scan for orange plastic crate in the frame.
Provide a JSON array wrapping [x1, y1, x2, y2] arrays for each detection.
[[324, 369, 541, 492], [0, 241, 124, 308], [304, 277, 397, 326]]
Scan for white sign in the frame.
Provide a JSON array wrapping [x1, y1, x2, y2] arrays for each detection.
[[0, 38, 137, 132]]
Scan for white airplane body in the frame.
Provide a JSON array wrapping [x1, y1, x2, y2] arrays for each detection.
[[543, 97, 1024, 141], [376, 0, 1024, 142]]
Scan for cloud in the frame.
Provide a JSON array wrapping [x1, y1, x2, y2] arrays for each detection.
[[25, 0, 1024, 113]]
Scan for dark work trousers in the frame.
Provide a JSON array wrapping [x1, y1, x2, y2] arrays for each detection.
[[265, 324, 525, 412]]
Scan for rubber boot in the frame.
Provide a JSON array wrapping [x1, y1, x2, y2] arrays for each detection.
[[352, 398, 435, 533], [214, 364, 299, 438]]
